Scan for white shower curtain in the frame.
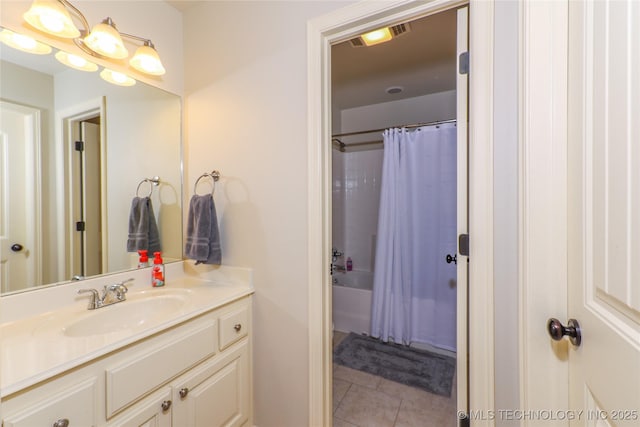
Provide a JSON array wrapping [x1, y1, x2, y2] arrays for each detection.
[[370, 123, 457, 351]]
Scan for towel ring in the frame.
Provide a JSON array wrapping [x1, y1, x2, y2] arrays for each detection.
[[136, 176, 160, 198], [194, 170, 220, 195]]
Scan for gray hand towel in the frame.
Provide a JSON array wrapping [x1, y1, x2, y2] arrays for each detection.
[[185, 194, 221, 265], [127, 196, 161, 254]]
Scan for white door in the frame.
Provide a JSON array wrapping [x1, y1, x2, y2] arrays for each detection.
[[0, 101, 41, 293], [566, 0, 640, 424], [70, 118, 102, 278]]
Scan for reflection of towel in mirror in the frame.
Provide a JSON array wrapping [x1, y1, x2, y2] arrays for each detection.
[[126, 196, 161, 254], [185, 194, 221, 265]]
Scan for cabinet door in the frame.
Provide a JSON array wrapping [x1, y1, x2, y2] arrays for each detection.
[[3, 378, 97, 427], [107, 387, 172, 427], [172, 341, 249, 427]]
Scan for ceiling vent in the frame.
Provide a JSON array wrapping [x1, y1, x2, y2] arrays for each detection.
[[349, 37, 365, 48], [390, 22, 411, 37], [348, 22, 411, 48]]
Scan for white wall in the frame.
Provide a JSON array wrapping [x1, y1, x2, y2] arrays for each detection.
[[339, 90, 456, 135], [183, 2, 353, 425]]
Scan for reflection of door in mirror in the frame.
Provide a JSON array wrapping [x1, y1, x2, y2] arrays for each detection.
[[63, 103, 106, 282], [70, 118, 103, 279], [0, 101, 42, 293]]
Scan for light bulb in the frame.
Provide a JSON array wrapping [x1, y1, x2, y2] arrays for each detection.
[[55, 51, 98, 72], [0, 29, 52, 54], [67, 53, 86, 67], [361, 27, 393, 46], [100, 68, 136, 86], [13, 33, 37, 50]]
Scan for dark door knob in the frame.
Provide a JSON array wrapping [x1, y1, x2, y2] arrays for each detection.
[[547, 318, 581, 346], [11, 243, 23, 252], [445, 254, 457, 264]]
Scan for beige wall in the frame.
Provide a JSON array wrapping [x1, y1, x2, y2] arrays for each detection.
[[183, 2, 353, 425]]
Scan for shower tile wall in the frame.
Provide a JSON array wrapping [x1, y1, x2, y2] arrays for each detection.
[[332, 150, 346, 257], [333, 148, 384, 272]]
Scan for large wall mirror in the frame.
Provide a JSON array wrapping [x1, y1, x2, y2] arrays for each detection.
[[0, 30, 182, 295]]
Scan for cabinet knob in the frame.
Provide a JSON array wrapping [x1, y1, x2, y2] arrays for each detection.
[[161, 400, 172, 411], [53, 420, 69, 427], [234, 323, 242, 332], [179, 387, 189, 398]]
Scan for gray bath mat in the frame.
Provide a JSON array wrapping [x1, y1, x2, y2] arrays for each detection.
[[333, 333, 456, 397]]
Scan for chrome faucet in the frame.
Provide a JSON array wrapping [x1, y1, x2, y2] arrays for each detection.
[[78, 278, 134, 310]]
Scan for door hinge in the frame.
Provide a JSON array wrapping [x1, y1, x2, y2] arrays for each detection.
[[75, 140, 84, 151], [459, 51, 469, 75], [76, 221, 85, 232], [458, 234, 469, 256], [459, 414, 470, 427]]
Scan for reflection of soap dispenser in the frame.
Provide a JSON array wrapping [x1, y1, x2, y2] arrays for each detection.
[[346, 257, 353, 271], [152, 252, 165, 287], [137, 250, 149, 268]]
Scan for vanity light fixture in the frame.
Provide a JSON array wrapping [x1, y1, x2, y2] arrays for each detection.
[[82, 17, 128, 59], [55, 50, 98, 72], [100, 68, 136, 86], [129, 41, 166, 75], [0, 29, 52, 54], [21, 0, 165, 76], [23, 0, 80, 39]]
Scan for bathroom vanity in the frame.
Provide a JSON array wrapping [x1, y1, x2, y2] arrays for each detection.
[[0, 264, 253, 427]]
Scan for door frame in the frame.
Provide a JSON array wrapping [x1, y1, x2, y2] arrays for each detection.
[[518, 0, 569, 418], [307, 0, 496, 424]]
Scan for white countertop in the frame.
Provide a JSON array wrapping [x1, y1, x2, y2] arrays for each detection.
[[0, 262, 253, 397]]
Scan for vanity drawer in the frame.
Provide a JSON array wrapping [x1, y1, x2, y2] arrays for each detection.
[[219, 303, 250, 350], [106, 320, 217, 417], [3, 378, 97, 427]]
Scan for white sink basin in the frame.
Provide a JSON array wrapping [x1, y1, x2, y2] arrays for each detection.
[[28, 289, 195, 338], [62, 294, 189, 337]]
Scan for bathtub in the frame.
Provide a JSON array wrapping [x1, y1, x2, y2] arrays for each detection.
[[332, 270, 373, 335]]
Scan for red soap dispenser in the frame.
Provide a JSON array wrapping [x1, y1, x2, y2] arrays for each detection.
[[137, 250, 149, 268], [152, 252, 165, 287]]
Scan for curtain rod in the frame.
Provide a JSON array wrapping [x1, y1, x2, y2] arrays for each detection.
[[331, 118, 457, 139]]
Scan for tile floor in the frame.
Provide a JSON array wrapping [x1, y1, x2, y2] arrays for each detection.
[[333, 331, 457, 427]]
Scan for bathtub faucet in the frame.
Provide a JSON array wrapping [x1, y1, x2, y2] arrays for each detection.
[[332, 247, 344, 262], [332, 263, 346, 273]]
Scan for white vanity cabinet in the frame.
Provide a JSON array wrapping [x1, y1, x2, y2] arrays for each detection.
[[2, 378, 98, 427], [1, 296, 252, 427], [106, 387, 173, 427], [171, 340, 250, 426]]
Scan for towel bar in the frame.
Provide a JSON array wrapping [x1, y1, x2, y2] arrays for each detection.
[[136, 176, 160, 197], [194, 170, 220, 195]]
